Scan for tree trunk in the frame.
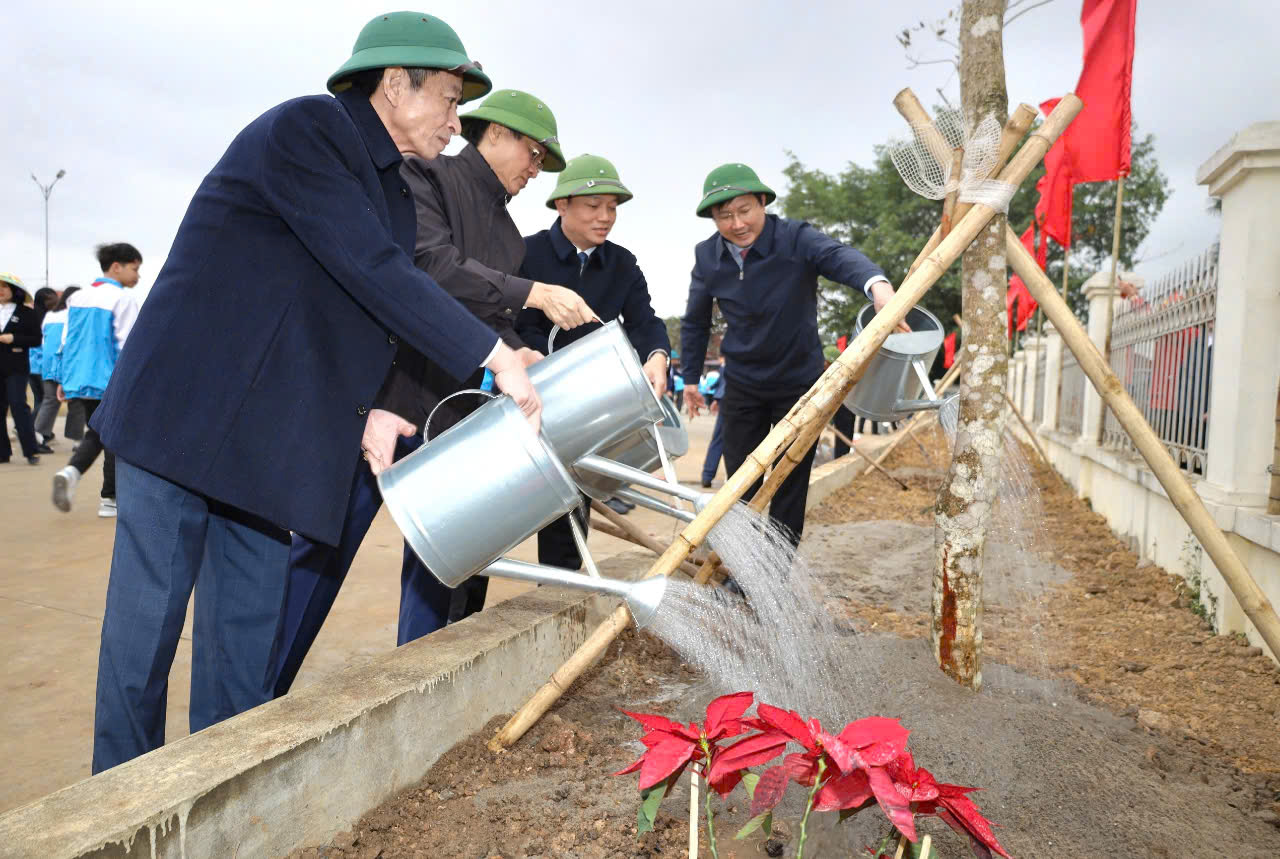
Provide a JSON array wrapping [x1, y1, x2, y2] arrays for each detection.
[[932, 0, 1010, 691]]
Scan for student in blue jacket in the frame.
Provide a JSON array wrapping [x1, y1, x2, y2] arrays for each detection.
[[680, 163, 906, 543], [86, 12, 541, 774]]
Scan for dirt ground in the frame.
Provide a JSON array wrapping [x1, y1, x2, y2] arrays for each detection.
[[293, 422, 1280, 858]]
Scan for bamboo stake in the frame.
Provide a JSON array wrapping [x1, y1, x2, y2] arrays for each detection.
[[900, 96, 1039, 277], [1270, 380, 1280, 516], [941, 147, 965, 237], [689, 769, 699, 859], [1100, 175, 1127, 372], [586, 504, 701, 578], [829, 422, 909, 490], [1001, 391, 1050, 466], [489, 95, 1084, 751], [1006, 225, 1280, 661]]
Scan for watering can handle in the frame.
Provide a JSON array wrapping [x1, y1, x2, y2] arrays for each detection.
[[547, 325, 561, 355], [424, 388, 497, 442]]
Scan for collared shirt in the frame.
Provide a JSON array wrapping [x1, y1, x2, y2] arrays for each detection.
[[0, 303, 15, 331], [682, 214, 887, 392], [376, 144, 532, 426], [517, 219, 670, 362]]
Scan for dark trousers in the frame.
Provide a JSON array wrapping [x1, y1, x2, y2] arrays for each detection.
[[69, 398, 115, 498], [720, 378, 817, 544], [64, 397, 86, 440], [702, 407, 725, 483], [536, 499, 591, 570], [833, 405, 856, 458], [273, 435, 459, 697], [0, 371, 39, 460], [29, 373, 43, 416], [93, 458, 290, 773]]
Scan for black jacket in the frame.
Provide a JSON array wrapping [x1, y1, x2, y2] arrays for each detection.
[[91, 91, 499, 545], [374, 144, 532, 433], [517, 219, 669, 361], [0, 304, 42, 376]]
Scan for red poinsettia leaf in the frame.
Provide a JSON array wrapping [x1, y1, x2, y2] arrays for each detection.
[[612, 755, 645, 777], [783, 752, 819, 786], [704, 692, 754, 738], [750, 765, 791, 817], [937, 781, 980, 798], [937, 808, 994, 859], [838, 717, 910, 752], [708, 766, 745, 799], [707, 731, 791, 784], [638, 737, 698, 790], [896, 765, 939, 803], [621, 709, 686, 736], [713, 719, 752, 741], [868, 765, 917, 841], [940, 795, 1012, 858], [814, 769, 874, 812], [816, 729, 857, 774], [755, 704, 815, 749]]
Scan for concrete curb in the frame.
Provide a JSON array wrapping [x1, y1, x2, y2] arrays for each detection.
[[0, 453, 868, 858]]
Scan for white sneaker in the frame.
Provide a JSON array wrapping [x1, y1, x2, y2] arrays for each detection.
[[52, 466, 81, 513], [98, 498, 118, 518]]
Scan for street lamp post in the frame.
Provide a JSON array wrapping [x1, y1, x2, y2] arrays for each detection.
[[31, 169, 67, 289]]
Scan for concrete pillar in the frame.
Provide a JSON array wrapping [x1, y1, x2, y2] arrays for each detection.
[[1041, 322, 1062, 432], [1081, 271, 1132, 444], [1022, 335, 1042, 418], [1195, 122, 1280, 508], [1012, 351, 1026, 412]]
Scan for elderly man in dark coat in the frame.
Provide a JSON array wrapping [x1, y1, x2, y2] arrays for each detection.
[[88, 12, 541, 773]]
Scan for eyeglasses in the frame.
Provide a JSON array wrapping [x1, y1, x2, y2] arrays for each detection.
[[524, 138, 547, 168]]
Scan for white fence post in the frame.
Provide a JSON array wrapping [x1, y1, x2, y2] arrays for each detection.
[[1022, 335, 1042, 418], [1041, 321, 1062, 433], [1195, 122, 1280, 507], [1081, 270, 1135, 444]]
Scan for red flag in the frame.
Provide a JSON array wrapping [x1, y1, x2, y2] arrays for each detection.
[[943, 332, 957, 369], [1035, 97, 1074, 248], [836, 335, 848, 352], [1069, 0, 1137, 181], [1006, 275, 1036, 337]]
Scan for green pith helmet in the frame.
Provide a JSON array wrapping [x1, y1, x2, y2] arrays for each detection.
[[545, 154, 633, 209], [696, 162, 776, 217], [461, 90, 566, 172], [327, 12, 492, 103]]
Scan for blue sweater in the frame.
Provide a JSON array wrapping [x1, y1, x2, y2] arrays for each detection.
[[680, 215, 885, 392]]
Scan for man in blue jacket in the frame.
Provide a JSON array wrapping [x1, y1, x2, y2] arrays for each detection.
[[88, 12, 541, 773], [517, 153, 670, 567], [680, 163, 903, 543]]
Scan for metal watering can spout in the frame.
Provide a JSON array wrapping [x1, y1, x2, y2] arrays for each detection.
[[484, 558, 669, 628]]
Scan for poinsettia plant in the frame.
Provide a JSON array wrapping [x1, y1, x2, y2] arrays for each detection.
[[615, 693, 1012, 859]]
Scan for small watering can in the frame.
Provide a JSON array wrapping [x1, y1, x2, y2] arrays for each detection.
[[843, 304, 946, 422], [377, 391, 668, 626], [528, 321, 667, 462]]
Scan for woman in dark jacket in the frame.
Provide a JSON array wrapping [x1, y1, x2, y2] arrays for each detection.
[[27, 287, 58, 450], [0, 273, 44, 464]]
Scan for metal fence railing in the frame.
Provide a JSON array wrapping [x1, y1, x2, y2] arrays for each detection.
[[1058, 349, 1086, 436], [1033, 350, 1047, 425], [1103, 244, 1219, 473]]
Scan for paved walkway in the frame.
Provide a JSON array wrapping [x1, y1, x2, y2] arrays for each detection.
[[1, 410, 731, 812]]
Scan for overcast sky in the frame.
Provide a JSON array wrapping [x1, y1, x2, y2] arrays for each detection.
[[5, 0, 1277, 316]]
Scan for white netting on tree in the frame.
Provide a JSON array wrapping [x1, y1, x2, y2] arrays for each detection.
[[889, 109, 1017, 213]]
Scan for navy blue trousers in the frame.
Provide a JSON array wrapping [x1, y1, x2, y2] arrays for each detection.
[[272, 435, 463, 697], [0, 371, 39, 460], [93, 458, 290, 773], [701, 407, 725, 483]]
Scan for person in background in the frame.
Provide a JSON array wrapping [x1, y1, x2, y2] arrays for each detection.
[[51, 243, 142, 518], [672, 373, 684, 411], [680, 163, 904, 544], [0, 273, 44, 465], [26, 287, 58, 451], [517, 153, 671, 562], [34, 287, 78, 448], [700, 359, 727, 487]]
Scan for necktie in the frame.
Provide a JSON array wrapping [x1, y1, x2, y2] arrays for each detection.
[[578, 251, 589, 275], [738, 247, 747, 280]]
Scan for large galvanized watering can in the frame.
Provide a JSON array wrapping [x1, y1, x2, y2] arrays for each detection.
[[529, 321, 666, 462], [843, 304, 945, 423], [573, 394, 688, 502], [377, 392, 668, 626]]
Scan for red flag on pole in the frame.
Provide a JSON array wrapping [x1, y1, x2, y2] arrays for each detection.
[[1007, 224, 1042, 336], [1069, 0, 1137, 181], [836, 335, 847, 352], [1035, 98, 1074, 248], [943, 331, 956, 369]]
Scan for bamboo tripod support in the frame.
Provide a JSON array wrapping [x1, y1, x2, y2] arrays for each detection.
[[1001, 391, 1050, 465], [588, 499, 703, 578], [827, 423, 909, 490], [1006, 228, 1280, 660], [488, 95, 1084, 752]]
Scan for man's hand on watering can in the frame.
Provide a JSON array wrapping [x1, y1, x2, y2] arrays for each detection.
[[527, 282, 600, 330], [870, 281, 912, 334], [684, 388, 706, 418], [361, 409, 417, 476], [516, 346, 544, 367], [489, 342, 543, 434], [643, 353, 668, 398]]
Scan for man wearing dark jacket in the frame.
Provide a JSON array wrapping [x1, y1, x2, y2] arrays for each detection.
[[680, 163, 902, 543], [273, 89, 591, 695], [0, 273, 44, 465], [87, 13, 543, 773], [517, 153, 670, 569]]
